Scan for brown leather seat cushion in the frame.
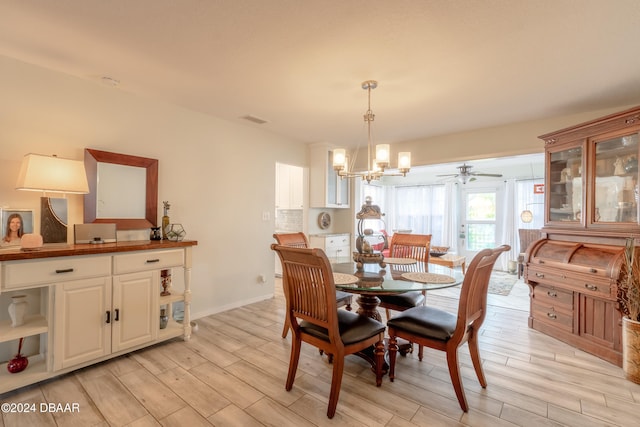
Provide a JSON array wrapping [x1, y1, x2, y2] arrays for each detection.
[[386, 305, 456, 342], [378, 291, 425, 309], [301, 310, 385, 345]]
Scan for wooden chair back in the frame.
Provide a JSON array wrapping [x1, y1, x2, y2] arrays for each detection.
[[455, 245, 511, 335], [389, 233, 432, 263], [518, 228, 541, 254], [273, 232, 309, 248]]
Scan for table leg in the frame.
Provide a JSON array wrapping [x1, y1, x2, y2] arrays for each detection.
[[353, 294, 388, 375]]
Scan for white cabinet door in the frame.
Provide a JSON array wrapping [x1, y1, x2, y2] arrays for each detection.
[[112, 271, 157, 352], [54, 277, 112, 370]]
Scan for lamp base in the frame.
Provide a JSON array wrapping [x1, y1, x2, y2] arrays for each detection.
[[40, 197, 67, 243]]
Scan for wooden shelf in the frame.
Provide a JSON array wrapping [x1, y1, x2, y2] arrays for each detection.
[[0, 315, 48, 343], [0, 354, 48, 394]]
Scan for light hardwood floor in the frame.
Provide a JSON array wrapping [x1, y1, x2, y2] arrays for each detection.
[[2, 275, 640, 426]]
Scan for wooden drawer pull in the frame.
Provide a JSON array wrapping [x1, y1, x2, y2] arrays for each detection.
[[55, 268, 74, 274], [584, 283, 598, 291], [589, 268, 597, 273], [146, 259, 160, 263], [106, 311, 111, 324], [536, 273, 544, 278], [547, 312, 557, 319], [547, 291, 557, 297]]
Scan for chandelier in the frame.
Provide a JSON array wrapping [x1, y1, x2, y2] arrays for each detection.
[[332, 80, 411, 183]]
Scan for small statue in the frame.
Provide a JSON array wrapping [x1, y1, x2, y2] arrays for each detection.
[[356, 196, 384, 219], [614, 157, 625, 175]]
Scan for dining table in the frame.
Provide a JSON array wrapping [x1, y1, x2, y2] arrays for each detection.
[[331, 258, 464, 322], [330, 257, 464, 370]]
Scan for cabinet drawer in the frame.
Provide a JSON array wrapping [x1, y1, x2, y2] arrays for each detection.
[[534, 284, 573, 308], [325, 234, 350, 250], [2, 255, 111, 289], [113, 249, 184, 275], [532, 301, 573, 332]]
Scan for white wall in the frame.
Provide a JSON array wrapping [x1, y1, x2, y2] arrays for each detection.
[[0, 55, 307, 319]]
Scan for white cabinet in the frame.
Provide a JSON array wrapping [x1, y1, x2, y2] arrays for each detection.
[[276, 163, 304, 209], [310, 144, 349, 208], [310, 233, 351, 261], [0, 241, 195, 394]]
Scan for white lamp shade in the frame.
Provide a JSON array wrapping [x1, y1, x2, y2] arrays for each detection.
[[333, 149, 347, 168], [398, 152, 411, 169], [16, 153, 89, 194], [375, 144, 390, 164]]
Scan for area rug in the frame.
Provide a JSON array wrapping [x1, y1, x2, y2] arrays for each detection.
[[488, 270, 518, 296]]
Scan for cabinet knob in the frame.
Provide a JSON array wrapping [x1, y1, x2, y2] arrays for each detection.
[[547, 291, 557, 297], [589, 268, 597, 273], [114, 308, 120, 321], [146, 259, 160, 263], [584, 283, 598, 291], [536, 273, 544, 278], [106, 311, 111, 324], [55, 268, 74, 274], [547, 312, 557, 320]]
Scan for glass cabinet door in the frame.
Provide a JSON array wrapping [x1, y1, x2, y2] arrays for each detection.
[[548, 145, 583, 223], [592, 133, 638, 225]]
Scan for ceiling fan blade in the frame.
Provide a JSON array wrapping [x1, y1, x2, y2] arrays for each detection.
[[436, 173, 459, 177], [471, 172, 503, 177]]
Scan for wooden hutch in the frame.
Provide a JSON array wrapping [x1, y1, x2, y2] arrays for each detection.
[[525, 105, 640, 366]]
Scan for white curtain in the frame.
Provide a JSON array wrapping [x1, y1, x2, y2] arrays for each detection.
[[500, 179, 518, 270], [443, 181, 458, 253]]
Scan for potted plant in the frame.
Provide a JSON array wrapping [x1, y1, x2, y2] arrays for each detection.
[[619, 237, 640, 383]]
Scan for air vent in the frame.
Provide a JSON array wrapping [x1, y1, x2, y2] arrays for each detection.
[[241, 115, 269, 125]]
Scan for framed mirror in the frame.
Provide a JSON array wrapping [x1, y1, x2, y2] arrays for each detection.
[[84, 149, 158, 230]]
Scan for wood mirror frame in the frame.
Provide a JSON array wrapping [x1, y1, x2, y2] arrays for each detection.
[[84, 148, 158, 230]]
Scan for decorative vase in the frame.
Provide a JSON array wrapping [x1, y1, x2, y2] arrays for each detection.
[[622, 316, 640, 384], [162, 201, 171, 240], [8, 294, 28, 327], [159, 309, 168, 329], [7, 337, 28, 374]]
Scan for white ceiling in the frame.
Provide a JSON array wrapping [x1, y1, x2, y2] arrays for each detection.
[[1, 0, 640, 150]]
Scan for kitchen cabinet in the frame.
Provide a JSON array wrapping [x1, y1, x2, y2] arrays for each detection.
[[310, 143, 350, 208], [524, 105, 640, 366], [276, 163, 304, 209], [309, 233, 351, 261], [0, 240, 196, 394]]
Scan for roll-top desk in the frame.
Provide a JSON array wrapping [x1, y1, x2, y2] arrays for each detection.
[[0, 240, 197, 394], [525, 105, 640, 366]]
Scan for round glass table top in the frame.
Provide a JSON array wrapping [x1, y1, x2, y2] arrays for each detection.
[[331, 261, 463, 294]]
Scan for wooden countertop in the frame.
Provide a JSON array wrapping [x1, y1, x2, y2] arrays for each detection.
[[0, 240, 198, 261]]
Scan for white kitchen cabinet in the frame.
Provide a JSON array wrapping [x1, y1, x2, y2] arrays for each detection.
[[309, 143, 349, 208], [276, 163, 304, 209], [309, 233, 351, 261], [0, 240, 196, 394]]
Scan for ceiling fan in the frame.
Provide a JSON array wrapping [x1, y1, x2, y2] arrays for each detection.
[[437, 163, 503, 184]]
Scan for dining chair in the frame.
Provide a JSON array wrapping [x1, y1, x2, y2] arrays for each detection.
[[387, 244, 511, 412], [273, 233, 353, 338], [271, 244, 386, 419], [378, 233, 432, 319]]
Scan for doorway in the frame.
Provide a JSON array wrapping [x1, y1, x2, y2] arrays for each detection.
[[459, 185, 503, 260]]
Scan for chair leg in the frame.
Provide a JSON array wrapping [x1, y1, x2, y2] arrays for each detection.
[[385, 308, 392, 322], [374, 339, 385, 387], [281, 316, 290, 338], [446, 348, 468, 412], [286, 337, 301, 391], [468, 331, 487, 388], [327, 353, 345, 418], [388, 336, 398, 382]]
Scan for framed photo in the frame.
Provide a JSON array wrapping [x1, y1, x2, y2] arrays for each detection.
[[534, 184, 545, 194], [1, 208, 34, 242]]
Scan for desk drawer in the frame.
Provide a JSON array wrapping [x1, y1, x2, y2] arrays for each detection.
[[532, 301, 573, 332], [528, 266, 612, 299], [533, 284, 573, 308], [2, 255, 111, 289], [113, 249, 184, 275]]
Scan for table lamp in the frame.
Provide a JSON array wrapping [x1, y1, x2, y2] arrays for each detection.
[[15, 153, 89, 243]]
